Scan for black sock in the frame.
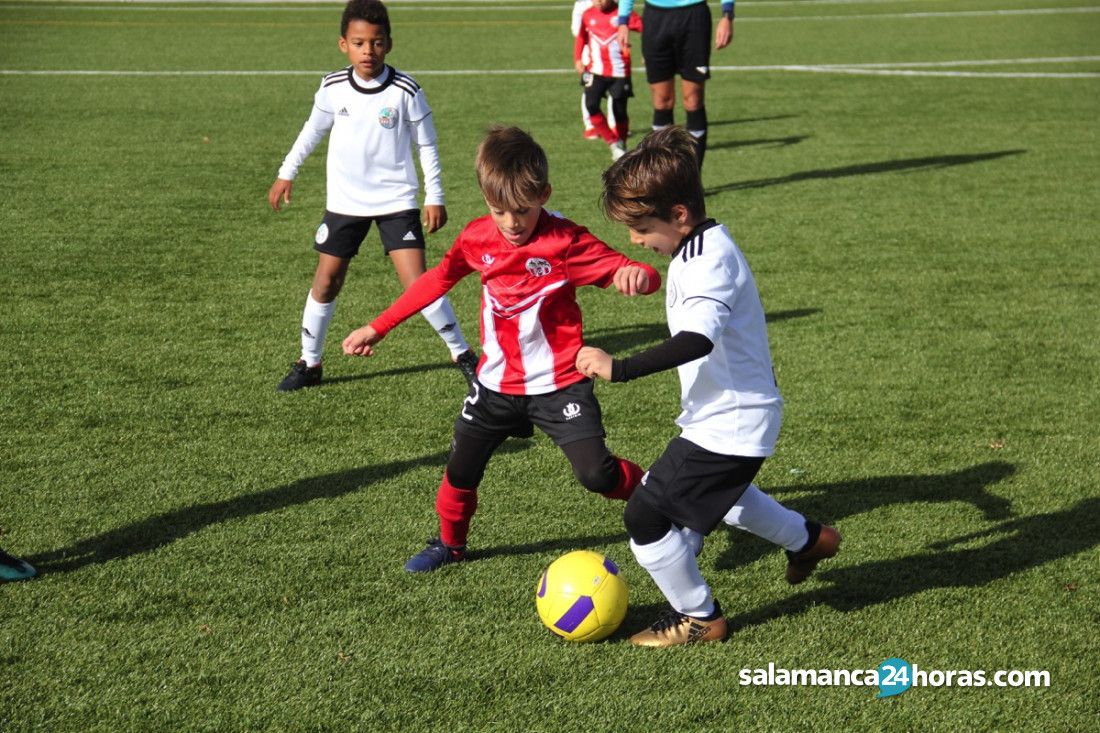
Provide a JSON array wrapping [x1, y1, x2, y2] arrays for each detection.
[[686, 107, 708, 169], [652, 108, 674, 129]]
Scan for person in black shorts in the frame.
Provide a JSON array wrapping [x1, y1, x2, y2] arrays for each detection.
[[616, 0, 736, 169]]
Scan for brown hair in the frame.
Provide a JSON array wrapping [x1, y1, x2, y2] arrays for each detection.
[[600, 126, 705, 226], [475, 125, 550, 209]]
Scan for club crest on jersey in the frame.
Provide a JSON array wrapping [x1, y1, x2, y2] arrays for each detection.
[[526, 257, 552, 277], [315, 223, 329, 244], [378, 107, 398, 129], [482, 253, 495, 265], [562, 402, 582, 420]]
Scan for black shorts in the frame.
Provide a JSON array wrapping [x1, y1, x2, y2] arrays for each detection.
[[312, 209, 424, 259], [635, 437, 764, 535], [583, 73, 634, 103], [454, 379, 606, 447], [642, 1, 712, 84]]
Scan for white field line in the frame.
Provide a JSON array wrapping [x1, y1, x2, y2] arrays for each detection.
[[4, 57, 1100, 78]]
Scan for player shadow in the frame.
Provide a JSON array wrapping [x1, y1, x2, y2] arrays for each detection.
[[714, 461, 1016, 572], [585, 309, 819, 354], [704, 150, 1026, 195], [324, 361, 464, 386], [722, 496, 1098, 633], [708, 135, 811, 151], [709, 114, 799, 127], [26, 442, 525, 575]]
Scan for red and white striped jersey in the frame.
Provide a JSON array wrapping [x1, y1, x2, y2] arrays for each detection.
[[574, 6, 642, 78], [370, 210, 661, 395]]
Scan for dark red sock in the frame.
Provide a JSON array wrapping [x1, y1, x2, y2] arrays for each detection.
[[601, 457, 644, 500], [589, 112, 619, 144], [435, 474, 478, 548]]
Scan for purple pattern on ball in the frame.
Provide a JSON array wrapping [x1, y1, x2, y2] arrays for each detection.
[[554, 596, 595, 633], [603, 556, 619, 575], [538, 572, 547, 598]]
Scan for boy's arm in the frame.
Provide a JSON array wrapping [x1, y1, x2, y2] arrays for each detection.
[[568, 231, 661, 294], [577, 332, 714, 382], [269, 98, 334, 211], [344, 238, 473, 355], [574, 21, 588, 74], [411, 111, 447, 232]]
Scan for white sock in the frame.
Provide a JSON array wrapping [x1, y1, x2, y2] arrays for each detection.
[[419, 296, 469, 359], [723, 484, 809, 552], [300, 291, 335, 367], [679, 525, 704, 557], [630, 529, 715, 618]]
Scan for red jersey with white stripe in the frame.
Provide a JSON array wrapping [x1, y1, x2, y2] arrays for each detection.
[[370, 210, 661, 395], [574, 6, 642, 78]]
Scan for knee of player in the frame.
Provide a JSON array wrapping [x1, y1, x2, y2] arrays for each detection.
[[573, 462, 619, 494]]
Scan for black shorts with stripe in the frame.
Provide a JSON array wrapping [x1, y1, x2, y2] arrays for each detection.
[[313, 209, 424, 259], [635, 437, 764, 535], [641, 1, 713, 84]]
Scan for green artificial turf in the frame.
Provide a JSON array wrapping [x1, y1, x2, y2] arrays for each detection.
[[1, 1, 1097, 730]]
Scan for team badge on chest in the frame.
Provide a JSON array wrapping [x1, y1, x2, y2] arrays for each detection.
[[526, 257, 552, 277], [378, 107, 398, 129]]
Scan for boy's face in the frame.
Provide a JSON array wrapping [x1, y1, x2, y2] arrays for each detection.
[[626, 208, 695, 256], [485, 187, 552, 246], [595, 0, 616, 11], [339, 19, 392, 80]]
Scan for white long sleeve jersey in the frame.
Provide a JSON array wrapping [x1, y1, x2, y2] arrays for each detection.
[[277, 65, 443, 217], [667, 221, 784, 457]]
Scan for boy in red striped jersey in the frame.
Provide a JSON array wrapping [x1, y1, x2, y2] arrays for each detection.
[[343, 125, 661, 572], [574, 0, 643, 159]]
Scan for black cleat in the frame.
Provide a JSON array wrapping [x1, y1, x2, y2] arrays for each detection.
[[277, 360, 322, 392], [454, 350, 479, 389]]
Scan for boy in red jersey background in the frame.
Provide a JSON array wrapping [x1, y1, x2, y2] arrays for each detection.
[[343, 125, 661, 572], [574, 0, 642, 159]]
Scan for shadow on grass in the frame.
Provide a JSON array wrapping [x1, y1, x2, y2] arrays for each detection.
[[709, 114, 800, 127], [28, 442, 526, 575], [715, 461, 1017, 571], [724, 496, 1098, 633], [705, 150, 1026, 195], [709, 135, 811, 151]]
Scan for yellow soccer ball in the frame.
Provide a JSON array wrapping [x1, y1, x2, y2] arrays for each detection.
[[536, 550, 628, 642]]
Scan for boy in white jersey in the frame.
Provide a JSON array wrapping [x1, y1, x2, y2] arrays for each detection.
[[268, 0, 476, 392], [578, 127, 841, 646], [343, 126, 661, 573]]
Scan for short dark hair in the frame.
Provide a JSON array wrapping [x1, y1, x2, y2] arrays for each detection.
[[341, 0, 391, 37], [475, 125, 551, 209], [600, 126, 705, 226]]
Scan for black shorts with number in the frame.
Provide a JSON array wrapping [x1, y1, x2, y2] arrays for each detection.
[[642, 1, 713, 84], [313, 209, 424, 259], [635, 437, 765, 535], [454, 379, 606, 446]]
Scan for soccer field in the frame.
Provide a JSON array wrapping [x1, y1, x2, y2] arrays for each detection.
[[1, 0, 1097, 730]]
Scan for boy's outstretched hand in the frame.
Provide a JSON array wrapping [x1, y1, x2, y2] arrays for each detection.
[[268, 178, 293, 212], [576, 346, 613, 381], [343, 325, 381, 357], [613, 265, 650, 296], [423, 205, 448, 234]]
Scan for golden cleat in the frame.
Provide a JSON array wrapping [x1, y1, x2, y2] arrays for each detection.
[[630, 604, 728, 647]]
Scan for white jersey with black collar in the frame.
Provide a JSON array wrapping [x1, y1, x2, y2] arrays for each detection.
[[277, 65, 443, 217], [666, 220, 783, 457]]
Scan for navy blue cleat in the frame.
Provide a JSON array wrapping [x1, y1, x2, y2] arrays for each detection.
[[405, 538, 466, 573], [277, 360, 322, 391], [0, 549, 36, 582]]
